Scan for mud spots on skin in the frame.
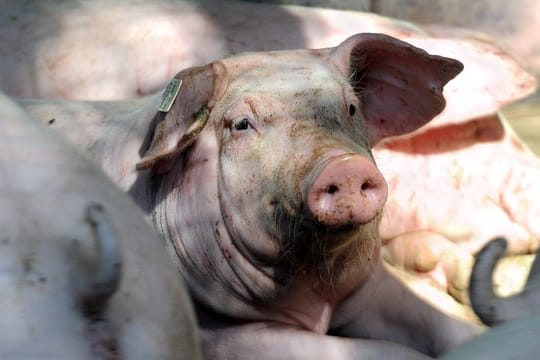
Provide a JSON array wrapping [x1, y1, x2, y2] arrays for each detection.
[[86, 320, 121, 360]]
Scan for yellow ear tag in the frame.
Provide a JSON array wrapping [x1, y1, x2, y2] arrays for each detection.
[[158, 78, 182, 113]]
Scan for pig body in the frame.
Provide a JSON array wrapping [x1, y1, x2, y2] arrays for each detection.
[[0, 0, 533, 113], [0, 92, 201, 359], [371, 0, 540, 79], [18, 34, 483, 358], [1, 0, 538, 305], [378, 112, 540, 302]]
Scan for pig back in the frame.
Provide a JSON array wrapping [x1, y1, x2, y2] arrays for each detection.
[[0, 92, 201, 359]]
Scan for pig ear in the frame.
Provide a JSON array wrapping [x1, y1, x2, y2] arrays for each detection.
[[328, 33, 464, 145], [136, 63, 227, 171]]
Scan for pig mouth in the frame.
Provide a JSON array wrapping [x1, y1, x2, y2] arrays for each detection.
[[270, 205, 381, 286], [263, 151, 385, 287]]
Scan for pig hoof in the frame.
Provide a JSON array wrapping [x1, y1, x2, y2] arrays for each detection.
[[80, 203, 122, 316]]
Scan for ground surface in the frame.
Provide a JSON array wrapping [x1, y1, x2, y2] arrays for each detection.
[[504, 92, 540, 156]]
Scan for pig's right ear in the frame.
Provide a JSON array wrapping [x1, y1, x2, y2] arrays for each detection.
[[136, 63, 227, 172], [327, 33, 464, 146]]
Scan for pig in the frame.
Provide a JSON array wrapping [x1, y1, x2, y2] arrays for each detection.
[[0, 0, 533, 109], [241, 0, 540, 80], [17, 33, 485, 358], [1, 0, 537, 306], [0, 91, 201, 359], [378, 111, 540, 304]]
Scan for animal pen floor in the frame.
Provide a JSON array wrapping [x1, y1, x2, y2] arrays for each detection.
[[504, 91, 540, 156]]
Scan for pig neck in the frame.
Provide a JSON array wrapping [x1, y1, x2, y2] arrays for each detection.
[[81, 96, 161, 192], [147, 122, 372, 334], [21, 96, 162, 199], [261, 264, 377, 334], [191, 243, 382, 335]]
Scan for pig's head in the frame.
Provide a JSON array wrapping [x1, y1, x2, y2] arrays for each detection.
[[137, 33, 463, 319]]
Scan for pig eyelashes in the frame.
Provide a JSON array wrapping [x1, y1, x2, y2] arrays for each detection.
[[234, 117, 252, 131], [229, 116, 256, 133], [348, 104, 356, 116]]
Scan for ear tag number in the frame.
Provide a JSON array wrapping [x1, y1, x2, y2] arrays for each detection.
[[158, 78, 182, 113]]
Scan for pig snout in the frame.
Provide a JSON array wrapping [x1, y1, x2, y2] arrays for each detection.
[[306, 154, 388, 227]]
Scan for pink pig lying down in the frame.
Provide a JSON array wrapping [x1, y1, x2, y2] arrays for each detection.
[[378, 107, 540, 301], [1, 0, 537, 305], [18, 33, 484, 358]]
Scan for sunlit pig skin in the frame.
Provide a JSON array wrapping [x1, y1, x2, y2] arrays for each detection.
[[0, 0, 534, 119], [378, 113, 540, 302], [17, 33, 484, 358], [372, 0, 540, 79]]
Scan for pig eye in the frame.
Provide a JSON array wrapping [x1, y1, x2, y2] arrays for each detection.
[[349, 104, 356, 116], [233, 117, 252, 131]]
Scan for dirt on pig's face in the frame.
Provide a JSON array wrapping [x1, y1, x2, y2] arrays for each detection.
[[150, 35, 462, 317], [154, 55, 384, 316], [210, 54, 384, 297]]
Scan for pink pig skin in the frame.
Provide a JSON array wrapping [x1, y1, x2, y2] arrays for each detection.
[[378, 113, 540, 302], [0, 1, 534, 113], [0, 91, 201, 359], [1, 3, 537, 296], [16, 33, 484, 358], [3, 0, 539, 330]]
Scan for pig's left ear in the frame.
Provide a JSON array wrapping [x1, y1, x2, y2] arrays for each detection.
[[328, 33, 463, 145], [136, 63, 227, 171]]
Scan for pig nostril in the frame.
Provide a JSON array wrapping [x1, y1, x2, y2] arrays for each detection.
[[361, 181, 372, 191], [327, 184, 339, 194], [307, 154, 388, 227]]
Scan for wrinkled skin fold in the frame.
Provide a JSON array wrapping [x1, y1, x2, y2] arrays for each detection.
[[2, 0, 539, 308]]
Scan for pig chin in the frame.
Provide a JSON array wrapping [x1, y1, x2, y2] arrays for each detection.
[[272, 208, 382, 290], [268, 151, 387, 290]]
